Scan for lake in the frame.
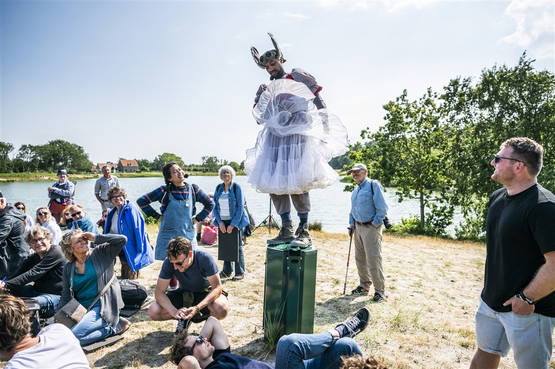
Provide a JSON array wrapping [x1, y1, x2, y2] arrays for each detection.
[[0, 176, 422, 233]]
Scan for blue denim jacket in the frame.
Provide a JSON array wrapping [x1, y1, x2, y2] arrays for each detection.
[[349, 178, 388, 227], [213, 182, 250, 229]]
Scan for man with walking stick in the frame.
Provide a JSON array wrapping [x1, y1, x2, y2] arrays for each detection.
[[347, 163, 388, 302]]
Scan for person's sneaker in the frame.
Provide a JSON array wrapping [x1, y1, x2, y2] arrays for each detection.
[[219, 271, 232, 279], [351, 286, 369, 295], [372, 292, 385, 303], [290, 222, 311, 248], [117, 317, 132, 335], [232, 274, 244, 280], [267, 221, 295, 245], [334, 308, 370, 338], [175, 319, 191, 335]]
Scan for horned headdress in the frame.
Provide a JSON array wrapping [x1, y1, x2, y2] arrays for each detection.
[[251, 33, 286, 69]]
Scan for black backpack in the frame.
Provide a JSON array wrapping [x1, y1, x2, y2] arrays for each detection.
[[119, 279, 148, 310]]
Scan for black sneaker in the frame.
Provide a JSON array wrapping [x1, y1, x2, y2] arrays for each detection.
[[372, 292, 385, 303], [175, 319, 191, 335], [351, 286, 369, 295], [335, 308, 370, 338], [219, 271, 232, 279]]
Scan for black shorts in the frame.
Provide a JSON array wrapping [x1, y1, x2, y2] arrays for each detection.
[[166, 288, 228, 323]]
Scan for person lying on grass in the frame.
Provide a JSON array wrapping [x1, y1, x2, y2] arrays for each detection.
[[170, 308, 374, 369]]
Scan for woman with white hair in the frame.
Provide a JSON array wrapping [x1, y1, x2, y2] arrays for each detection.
[[213, 165, 250, 280], [35, 207, 63, 245]]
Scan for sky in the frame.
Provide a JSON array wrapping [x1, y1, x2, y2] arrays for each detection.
[[1, 0, 554, 165]]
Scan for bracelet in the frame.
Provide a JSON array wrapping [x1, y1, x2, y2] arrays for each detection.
[[516, 291, 535, 305]]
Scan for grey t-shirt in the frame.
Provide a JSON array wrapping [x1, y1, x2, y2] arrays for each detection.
[[159, 249, 218, 292]]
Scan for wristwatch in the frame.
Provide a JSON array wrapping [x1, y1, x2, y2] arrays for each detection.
[[516, 291, 535, 305]]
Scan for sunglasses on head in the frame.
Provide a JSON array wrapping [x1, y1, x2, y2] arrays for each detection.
[[71, 211, 83, 218], [493, 155, 525, 164]]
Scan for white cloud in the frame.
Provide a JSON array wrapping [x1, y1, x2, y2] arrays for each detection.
[[316, 0, 442, 12], [284, 12, 311, 20], [502, 0, 555, 59]]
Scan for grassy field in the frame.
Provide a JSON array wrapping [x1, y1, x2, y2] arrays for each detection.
[[77, 226, 532, 369]]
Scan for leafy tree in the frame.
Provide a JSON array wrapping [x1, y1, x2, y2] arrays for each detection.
[[228, 161, 241, 173], [201, 156, 221, 172], [136, 159, 154, 172], [0, 142, 14, 172], [34, 140, 92, 172], [152, 153, 185, 171]]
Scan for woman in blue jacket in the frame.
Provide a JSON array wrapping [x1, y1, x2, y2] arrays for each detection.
[[214, 165, 250, 280], [104, 187, 153, 279]]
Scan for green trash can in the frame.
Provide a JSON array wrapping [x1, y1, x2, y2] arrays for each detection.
[[263, 243, 317, 341]]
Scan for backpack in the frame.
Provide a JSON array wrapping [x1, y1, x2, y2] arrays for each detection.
[[119, 279, 148, 310]]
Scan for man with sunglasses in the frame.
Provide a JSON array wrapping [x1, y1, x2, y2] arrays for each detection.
[[0, 191, 30, 279], [148, 236, 229, 331], [171, 308, 369, 369], [470, 137, 555, 369], [0, 225, 65, 318]]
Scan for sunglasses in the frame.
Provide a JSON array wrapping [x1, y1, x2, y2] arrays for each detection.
[[38, 211, 49, 216], [71, 211, 83, 218], [190, 335, 205, 352], [171, 260, 185, 267], [16, 207, 25, 211], [493, 155, 525, 164]]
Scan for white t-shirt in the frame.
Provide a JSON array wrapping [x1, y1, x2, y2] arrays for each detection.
[[6, 324, 90, 369], [219, 191, 231, 220]]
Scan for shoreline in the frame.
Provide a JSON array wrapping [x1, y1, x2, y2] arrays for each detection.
[[0, 171, 232, 182]]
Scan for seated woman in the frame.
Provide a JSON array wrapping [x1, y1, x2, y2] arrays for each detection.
[[68, 205, 99, 234], [58, 206, 73, 231], [213, 166, 250, 280], [104, 187, 154, 279], [58, 230, 130, 346], [35, 207, 63, 245], [0, 225, 66, 318]]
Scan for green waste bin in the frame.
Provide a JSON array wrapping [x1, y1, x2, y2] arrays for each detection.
[[263, 243, 317, 341]]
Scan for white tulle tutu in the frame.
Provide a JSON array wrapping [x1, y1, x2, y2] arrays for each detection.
[[245, 79, 348, 195]]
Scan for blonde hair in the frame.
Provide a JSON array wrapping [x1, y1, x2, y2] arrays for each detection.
[[59, 229, 83, 263], [35, 206, 53, 224]]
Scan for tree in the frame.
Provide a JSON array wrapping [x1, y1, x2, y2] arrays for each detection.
[[152, 153, 185, 171], [136, 159, 154, 172], [228, 161, 241, 173], [0, 142, 14, 172], [34, 140, 92, 172], [201, 156, 221, 172]]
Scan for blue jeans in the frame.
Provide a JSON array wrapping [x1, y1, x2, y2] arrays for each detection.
[[275, 333, 362, 369], [71, 304, 116, 346], [13, 285, 61, 318]]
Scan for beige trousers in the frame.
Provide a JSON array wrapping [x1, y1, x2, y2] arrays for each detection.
[[353, 223, 384, 295]]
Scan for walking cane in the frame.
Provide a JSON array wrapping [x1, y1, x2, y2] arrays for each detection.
[[342, 231, 353, 295]]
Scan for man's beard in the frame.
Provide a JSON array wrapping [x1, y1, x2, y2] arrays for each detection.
[[270, 68, 285, 80]]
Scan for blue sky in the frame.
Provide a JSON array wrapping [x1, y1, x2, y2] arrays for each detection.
[[1, 0, 554, 165]]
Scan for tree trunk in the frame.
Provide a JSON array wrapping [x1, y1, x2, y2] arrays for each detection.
[[419, 190, 425, 231]]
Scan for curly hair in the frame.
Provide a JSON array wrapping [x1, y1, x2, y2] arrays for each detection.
[[107, 187, 127, 200], [0, 294, 32, 354], [340, 355, 389, 369], [170, 331, 194, 365], [24, 225, 52, 245], [167, 236, 192, 259], [501, 137, 544, 176], [59, 229, 83, 263]]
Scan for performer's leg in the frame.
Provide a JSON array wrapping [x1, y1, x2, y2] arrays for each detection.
[[267, 194, 295, 245], [290, 193, 312, 248]]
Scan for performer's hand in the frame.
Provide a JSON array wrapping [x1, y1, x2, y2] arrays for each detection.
[[182, 305, 200, 320], [348, 227, 355, 237], [503, 295, 535, 315], [219, 223, 227, 234], [174, 307, 189, 320], [254, 84, 267, 104], [226, 225, 234, 233]]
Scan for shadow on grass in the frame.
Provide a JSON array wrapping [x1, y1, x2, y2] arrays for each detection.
[[315, 295, 370, 326], [92, 330, 174, 368], [234, 336, 277, 365]]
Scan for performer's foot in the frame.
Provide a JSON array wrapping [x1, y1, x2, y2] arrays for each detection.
[[267, 221, 295, 245], [290, 222, 311, 248]]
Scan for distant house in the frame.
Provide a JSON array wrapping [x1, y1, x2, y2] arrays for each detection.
[[94, 162, 117, 173], [117, 159, 139, 173]]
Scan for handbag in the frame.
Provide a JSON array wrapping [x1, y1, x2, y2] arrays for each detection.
[[55, 265, 116, 328]]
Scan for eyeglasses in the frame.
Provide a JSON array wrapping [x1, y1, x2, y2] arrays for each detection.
[[30, 237, 46, 245], [190, 335, 205, 352], [493, 155, 525, 164], [38, 211, 49, 216], [71, 211, 83, 218]]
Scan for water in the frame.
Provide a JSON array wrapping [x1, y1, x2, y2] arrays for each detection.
[[0, 176, 421, 233]]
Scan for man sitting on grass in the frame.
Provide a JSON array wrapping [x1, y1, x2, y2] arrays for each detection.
[[170, 308, 373, 369], [148, 236, 229, 332]]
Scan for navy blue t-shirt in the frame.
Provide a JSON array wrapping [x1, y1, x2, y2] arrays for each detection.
[[206, 353, 273, 369], [159, 249, 218, 292]]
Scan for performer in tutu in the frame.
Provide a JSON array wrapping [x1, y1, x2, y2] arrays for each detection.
[[247, 33, 348, 248]]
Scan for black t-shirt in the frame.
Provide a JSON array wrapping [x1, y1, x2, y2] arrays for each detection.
[[159, 249, 218, 292], [205, 353, 273, 369], [482, 184, 555, 317]]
